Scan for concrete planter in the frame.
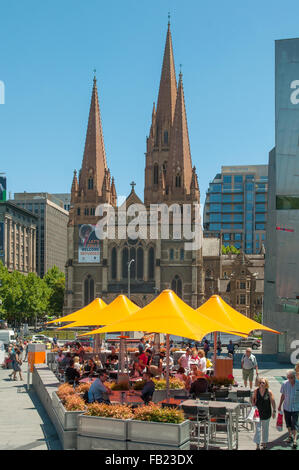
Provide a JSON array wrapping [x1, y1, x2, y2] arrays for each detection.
[[52, 392, 83, 431], [77, 435, 127, 450], [127, 419, 190, 447], [78, 414, 129, 441]]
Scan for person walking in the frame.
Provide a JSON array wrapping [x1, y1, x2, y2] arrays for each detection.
[[11, 347, 23, 381], [278, 370, 299, 449], [203, 340, 210, 358], [252, 377, 276, 450], [241, 348, 258, 389], [217, 339, 222, 356]]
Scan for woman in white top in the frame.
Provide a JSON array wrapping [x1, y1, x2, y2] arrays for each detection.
[[198, 349, 207, 374]]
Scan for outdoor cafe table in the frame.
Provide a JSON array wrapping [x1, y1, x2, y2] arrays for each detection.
[[180, 399, 240, 450]]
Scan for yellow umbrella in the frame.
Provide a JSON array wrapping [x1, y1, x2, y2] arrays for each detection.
[[58, 294, 140, 330], [45, 298, 107, 324], [197, 295, 280, 335], [78, 290, 247, 340]]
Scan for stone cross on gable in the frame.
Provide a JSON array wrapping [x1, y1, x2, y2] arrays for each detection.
[[130, 181, 136, 191]]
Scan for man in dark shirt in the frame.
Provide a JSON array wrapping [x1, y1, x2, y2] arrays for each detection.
[[138, 338, 145, 355], [65, 359, 80, 385], [141, 372, 155, 404]]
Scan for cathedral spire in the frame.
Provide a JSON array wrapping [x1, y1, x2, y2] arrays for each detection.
[[168, 72, 193, 196], [80, 75, 108, 197], [155, 22, 177, 131]]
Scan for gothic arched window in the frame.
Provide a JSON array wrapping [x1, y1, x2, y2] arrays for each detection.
[[137, 247, 144, 280], [148, 247, 155, 280], [111, 247, 117, 280], [171, 275, 182, 298], [122, 247, 129, 279], [84, 275, 94, 305], [130, 247, 136, 279], [153, 163, 159, 185], [88, 178, 94, 190], [175, 174, 181, 188]]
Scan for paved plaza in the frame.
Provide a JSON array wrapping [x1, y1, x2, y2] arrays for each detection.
[[0, 361, 297, 451]]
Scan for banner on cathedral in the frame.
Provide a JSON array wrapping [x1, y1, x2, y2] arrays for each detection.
[[78, 224, 100, 263]]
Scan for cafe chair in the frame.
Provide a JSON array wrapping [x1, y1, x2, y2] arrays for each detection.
[[206, 406, 236, 450], [236, 390, 253, 431], [181, 405, 209, 449], [214, 390, 229, 401]]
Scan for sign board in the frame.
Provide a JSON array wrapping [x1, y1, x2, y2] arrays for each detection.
[[0, 176, 6, 201], [78, 224, 100, 263]]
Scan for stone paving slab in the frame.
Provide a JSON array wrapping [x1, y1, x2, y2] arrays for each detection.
[[0, 368, 61, 450]]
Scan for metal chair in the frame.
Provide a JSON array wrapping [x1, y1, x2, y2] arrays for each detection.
[[206, 406, 237, 449], [214, 390, 229, 401], [236, 390, 253, 431], [181, 404, 209, 449]]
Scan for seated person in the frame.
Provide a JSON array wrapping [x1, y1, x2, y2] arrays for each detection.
[[65, 359, 81, 385], [130, 352, 141, 377], [189, 348, 200, 367], [106, 347, 119, 369], [73, 356, 82, 373], [88, 370, 112, 404], [82, 358, 96, 377], [60, 352, 72, 369], [189, 376, 209, 398], [93, 355, 103, 371], [141, 372, 155, 405], [148, 352, 163, 377], [175, 367, 188, 388], [75, 342, 85, 364]]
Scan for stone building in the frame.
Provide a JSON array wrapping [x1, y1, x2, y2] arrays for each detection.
[[0, 201, 37, 274], [64, 22, 204, 313], [203, 237, 264, 319]]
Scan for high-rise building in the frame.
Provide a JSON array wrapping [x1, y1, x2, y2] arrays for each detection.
[[203, 165, 268, 254], [13, 192, 69, 277], [53, 193, 71, 212], [64, 22, 204, 313], [263, 39, 299, 359]]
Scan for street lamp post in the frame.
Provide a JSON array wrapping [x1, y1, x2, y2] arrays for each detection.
[[119, 259, 135, 375], [127, 259, 135, 300]]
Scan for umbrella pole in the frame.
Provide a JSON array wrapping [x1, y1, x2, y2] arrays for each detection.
[[166, 334, 170, 402], [213, 332, 217, 377]]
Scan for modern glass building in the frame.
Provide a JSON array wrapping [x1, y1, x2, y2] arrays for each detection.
[[203, 165, 268, 254], [263, 39, 299, 359]]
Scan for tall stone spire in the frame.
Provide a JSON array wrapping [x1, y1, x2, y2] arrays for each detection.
[[79, 75, 108, 197], [154, 21, 177, 150], [167, 72, 193, 198], [71, 170, 79, 202]]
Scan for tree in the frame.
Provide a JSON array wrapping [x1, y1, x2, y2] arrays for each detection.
[[22, 273, 51, 323], [44, 266, 65, 315], [221, 245, 240, 255]]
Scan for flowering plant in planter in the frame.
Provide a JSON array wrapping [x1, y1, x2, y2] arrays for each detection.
[[109, 381, 130, 391], [57, 383, 76, 401], [77, 383, 91, 394], [205, 375, 234, 387], [64, 394, 86, 412], [153, 378, 185, 390], [133, 404, 185, 424], [85, 403, 134, 420]]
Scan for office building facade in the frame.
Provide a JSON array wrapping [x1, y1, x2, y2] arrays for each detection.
[[263, 39, 299, 359], [13, 193, 69, 277], [203, 165, 268, 254]]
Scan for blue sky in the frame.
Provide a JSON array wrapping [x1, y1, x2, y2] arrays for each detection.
[[1, 0, 299, 206]]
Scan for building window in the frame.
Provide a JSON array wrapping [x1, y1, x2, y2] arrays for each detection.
[[240, 282, 246, 290], [137, 247, 144, 279], [170, 249, 174, 260], [84, 275, 94, 306], [88, 178, 94, 190], [171, 275, 182, 298], [77, 208, 80, 216], [175, 174, 181, 188], [122, 247, 129, 279], [148, 247, 155, 280], [84, 208, 89, 216], [163, 131, 168, 145], [153, 164, 159, 185], [180, 248, 184, 261], [276, 196, 299, 210], [111, 247, 117, 280], [240, 294, 246, 305]]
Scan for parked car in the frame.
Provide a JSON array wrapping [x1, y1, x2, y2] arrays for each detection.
[[239, 337, 261, 350], [31, 334, 54, 344]]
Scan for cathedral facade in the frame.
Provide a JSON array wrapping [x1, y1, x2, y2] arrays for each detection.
[[64, 22, 205, 313]]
